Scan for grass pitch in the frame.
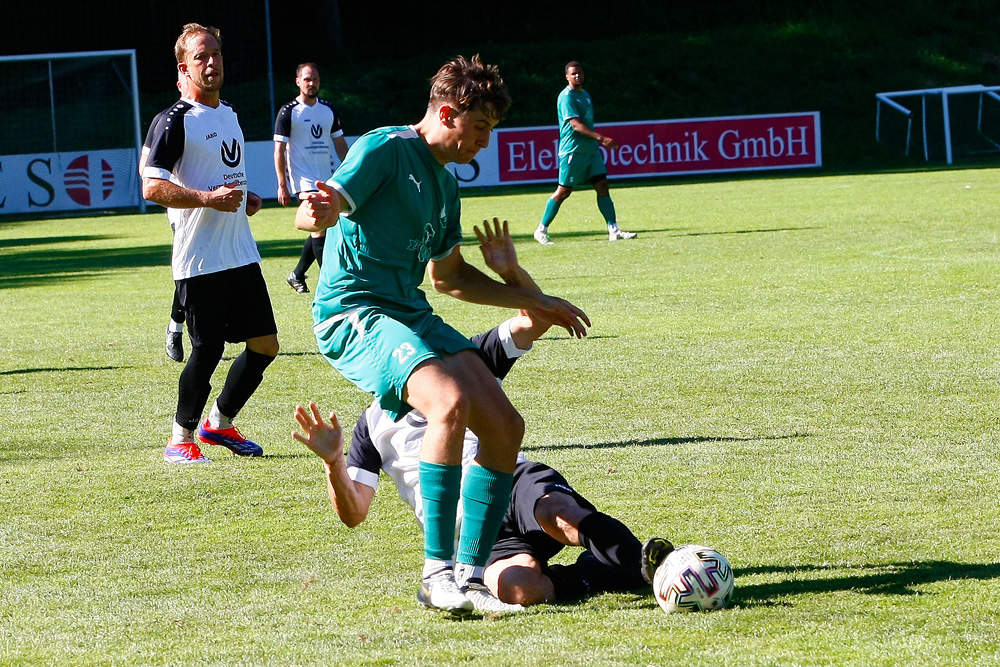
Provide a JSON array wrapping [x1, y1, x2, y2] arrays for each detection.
[[2, 169, 1000, 666]]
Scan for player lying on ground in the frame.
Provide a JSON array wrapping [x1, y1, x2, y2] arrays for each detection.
[[293, 220, 673, 609]]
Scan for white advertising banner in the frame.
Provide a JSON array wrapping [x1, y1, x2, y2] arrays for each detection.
[[0, 149, 140, 215]]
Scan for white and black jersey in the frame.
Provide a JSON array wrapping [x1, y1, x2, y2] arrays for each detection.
[[273, 98, 345, 194], [141, 108, 182, 231], [143, 98, 261, 280], [345, 318, 532, 531]]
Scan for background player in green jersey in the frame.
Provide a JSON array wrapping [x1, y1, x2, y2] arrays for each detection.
[[534, 61, 637, 245], [295, 55, 591, 616]]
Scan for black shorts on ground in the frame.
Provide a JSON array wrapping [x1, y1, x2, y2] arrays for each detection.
[[176, 263, 277, 347], [486, 461, 597, 567]]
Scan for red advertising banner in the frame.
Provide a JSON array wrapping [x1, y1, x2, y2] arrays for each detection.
[[496, 112, 821, 184]]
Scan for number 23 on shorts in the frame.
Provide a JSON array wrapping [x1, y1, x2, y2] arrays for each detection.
[[392, 342, 416, 365]]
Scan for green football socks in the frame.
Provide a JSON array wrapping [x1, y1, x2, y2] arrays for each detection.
[[456, 463, 514, 567], [540, 197, 562, 227], [419, 460, 462, 561], [597, 195, 617, 225]]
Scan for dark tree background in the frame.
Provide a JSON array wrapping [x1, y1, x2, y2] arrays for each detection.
[[5, 1, 1000, 168]]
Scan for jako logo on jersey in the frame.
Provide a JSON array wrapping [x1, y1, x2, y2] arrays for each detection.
[[221, 139, 241, 167], [408, 174, 422, 192], [64, 155, 115, 206], [311, 124, 323, 139]]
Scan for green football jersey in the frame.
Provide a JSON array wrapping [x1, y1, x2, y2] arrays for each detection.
[[313, 126, 463, 322], [557, 86, 598, 158]]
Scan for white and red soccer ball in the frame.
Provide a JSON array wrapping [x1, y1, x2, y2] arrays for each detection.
[[653, 544, 734, 613]]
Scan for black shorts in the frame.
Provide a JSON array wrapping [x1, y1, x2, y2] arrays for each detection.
[[176, 263, 277, 347], [486, 461, 596, 568]]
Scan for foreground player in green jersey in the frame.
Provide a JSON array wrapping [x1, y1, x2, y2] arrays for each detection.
[[295, 55, 591, 616], [534, 61, 637, 245]]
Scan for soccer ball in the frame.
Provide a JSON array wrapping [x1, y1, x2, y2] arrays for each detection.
[[653, 544, 734, 613]]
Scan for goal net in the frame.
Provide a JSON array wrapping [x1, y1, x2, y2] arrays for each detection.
[[0, 49, 144, 214]]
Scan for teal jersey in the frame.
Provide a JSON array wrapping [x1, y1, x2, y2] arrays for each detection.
[[313, 126, 463, 321], [557, 86, 598, 158]]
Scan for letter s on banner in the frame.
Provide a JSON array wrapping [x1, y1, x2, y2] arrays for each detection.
[[28, 159, 55, 207]]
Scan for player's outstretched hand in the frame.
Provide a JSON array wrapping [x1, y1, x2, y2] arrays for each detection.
[[475, 218, 518, 278], [206, 181, 244, 212], [530, 294, 591, 339], [292, 401, 344, 465]]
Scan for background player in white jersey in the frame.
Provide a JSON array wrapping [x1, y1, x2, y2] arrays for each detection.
[[142, 23, 277, 464], [293, 219, 672, 609], [140, 73, 263, 364], [273, 63, 349, 294], [295, 56, 590, 616], [534, 61, 637, 245]]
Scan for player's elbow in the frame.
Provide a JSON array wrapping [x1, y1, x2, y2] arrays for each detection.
[[430, 275, 454, 295], [141, 179, 156, 202], [338, 510, 367, 528]]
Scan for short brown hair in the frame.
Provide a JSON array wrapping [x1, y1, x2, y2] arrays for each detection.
[[565, 61, 582, 73], [427, 54, 511, 122], [174, 23, 221, 64], [296, 62, 320, 77]]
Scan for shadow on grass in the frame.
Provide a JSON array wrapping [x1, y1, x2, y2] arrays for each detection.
[[0, 234, 117, 249], [0, 237, 307, 290], [732, 561, 1000, 608], [526, 432, 811, 452], [676, 226, 820, 237], [499, 226, 818, 245], [0, 364, 124, 376]]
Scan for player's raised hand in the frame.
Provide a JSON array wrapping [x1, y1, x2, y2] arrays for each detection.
[[529, 294, 591, 339], [292, 401, 344, 465], [206, 181, 244, 212], [475, 218, 518, 278]]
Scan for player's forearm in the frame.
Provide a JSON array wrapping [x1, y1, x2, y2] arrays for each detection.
[[570, 118, 609, 145], [333, 137, 349, 163], [273, 144, 288, 186], [324, 462, 369, 527], [433, 263, 540, 309], [494, 261, 550, 344], [142, 178, 210, 209], [496, 264, 540, 293], [508, 312, 552, 349]]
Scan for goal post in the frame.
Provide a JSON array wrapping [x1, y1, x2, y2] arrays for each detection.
[[876, 84, 1000, 165], [0, 49, 145, 214]]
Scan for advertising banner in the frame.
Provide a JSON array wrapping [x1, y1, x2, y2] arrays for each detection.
[[497, 112, 821, 184], [0, 149, 140, 215], [447, 112, 821, 188], [0, 113, 821, 213]]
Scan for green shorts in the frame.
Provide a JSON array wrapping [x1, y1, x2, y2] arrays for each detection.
[[313, 307, 477, 420], [558, 150, 607, 188]]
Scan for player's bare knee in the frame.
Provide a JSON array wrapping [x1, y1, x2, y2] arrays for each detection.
[[491, 559, 553, 606], [501, 408, 525, 446], [248, 335, 279, 358], [427, 388, 472, 432]]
